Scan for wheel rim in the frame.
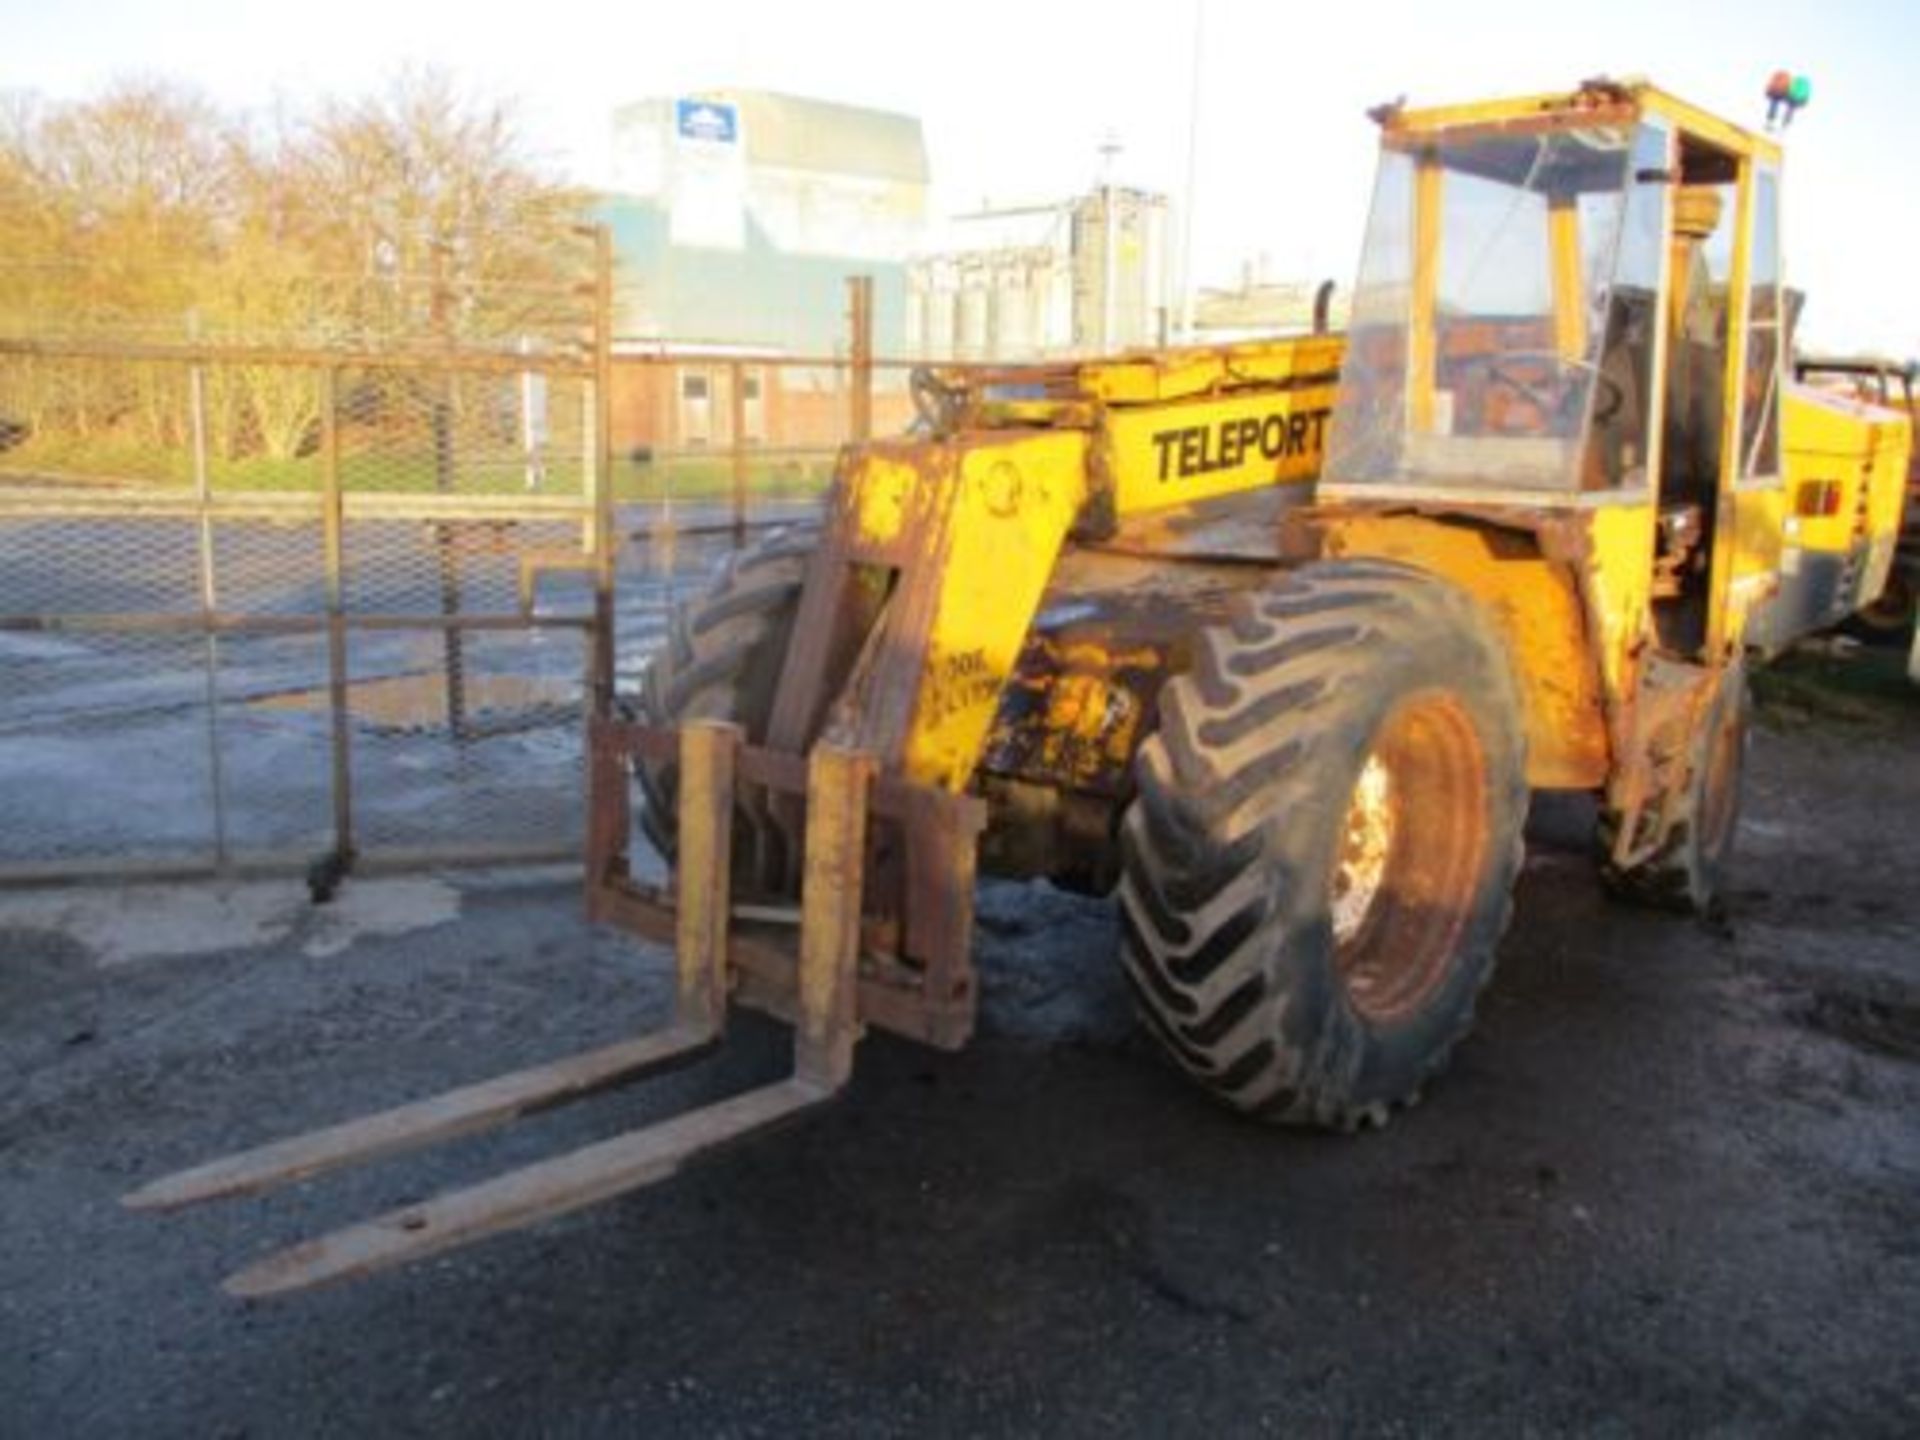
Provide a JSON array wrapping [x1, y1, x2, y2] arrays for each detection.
[[1331, 754, 1395, 947], [1331, 691, 1492, 1027]]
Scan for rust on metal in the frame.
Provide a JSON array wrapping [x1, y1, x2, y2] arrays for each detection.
[[122, 1027, 718, 1213], [674, 722, 740, 1037], [796, 745, 871, 1086], [587, 719, 988, 1050], [319, 365, 354, 870], [0, 334, 595, 379], [135, 729, 900, 1295], [221, 1079, 825, 1298], [591, 878, 976, 1050], [1600, 652, 1717, 868], [0, 225, 616, 885], [848, 276, 874, 443]]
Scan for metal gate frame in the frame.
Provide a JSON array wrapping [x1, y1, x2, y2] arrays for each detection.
[[0, 230, 618, 886]]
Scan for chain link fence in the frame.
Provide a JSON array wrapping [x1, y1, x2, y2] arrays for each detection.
[[0, 230, 618, 881], [0, 249, 974, 882]]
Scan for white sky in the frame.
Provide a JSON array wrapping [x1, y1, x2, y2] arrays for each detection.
[[5, 0, 1915, 354]]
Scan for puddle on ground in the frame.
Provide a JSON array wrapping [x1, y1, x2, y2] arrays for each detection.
[[252, 673, 578, 732]]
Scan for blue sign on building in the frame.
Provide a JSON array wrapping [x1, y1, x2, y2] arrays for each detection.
[[675, 99, 738, 145]]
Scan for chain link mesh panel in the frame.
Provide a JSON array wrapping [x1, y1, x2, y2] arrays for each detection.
[[0, 330, 604, 878], [344, 627, 588, 856], [210, 631, 335, 856], [209, 518, 329, 617], [0, 514, 205, 617], [0, 241, 933, 881], [0, 631, 219, 868]]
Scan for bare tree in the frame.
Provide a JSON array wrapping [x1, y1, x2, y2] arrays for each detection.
[[294, 69, 590, 348], [0, 71, 590, 468]]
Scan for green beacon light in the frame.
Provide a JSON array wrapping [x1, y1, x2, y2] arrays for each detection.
[[1766, 71, 1812, 131]]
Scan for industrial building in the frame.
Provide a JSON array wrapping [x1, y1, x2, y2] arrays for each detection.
[[905, 187, 1170, 362], [599, 90, 929, 457], [597, 95, 1316, 451]]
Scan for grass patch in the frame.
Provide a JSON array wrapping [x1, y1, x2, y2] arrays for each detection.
[[0, 438, 839, 503]]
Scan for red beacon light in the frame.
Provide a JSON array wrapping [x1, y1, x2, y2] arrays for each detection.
[[1765, 70, 1812, 131]]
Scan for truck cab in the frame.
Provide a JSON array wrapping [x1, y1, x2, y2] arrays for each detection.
[[1316, 78, 1909, 679]]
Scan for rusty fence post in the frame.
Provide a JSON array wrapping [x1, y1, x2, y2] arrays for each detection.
[[796, 744, 873, 1088], [320, 365, 354, 871], [430, 245, 467, 742], [729, 359, 748, 548], [674, 721, 741, 1036], [187, 316, 230, 867], [590, 224, 617, 725], [848, 276, 873, 444]]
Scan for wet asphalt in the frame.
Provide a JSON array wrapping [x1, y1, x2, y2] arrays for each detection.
[[2, 654, 1917, 1437]]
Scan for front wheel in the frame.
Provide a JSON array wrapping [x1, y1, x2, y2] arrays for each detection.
[[634, 523, 815, 877], [1118, 561, 1529, 1130]]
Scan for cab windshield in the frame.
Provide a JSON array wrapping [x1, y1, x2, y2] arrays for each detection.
[[1325, 122, 1664, 493]]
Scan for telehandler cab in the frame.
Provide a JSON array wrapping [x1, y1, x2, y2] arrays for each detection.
[[129, 77, 1913, 1296]]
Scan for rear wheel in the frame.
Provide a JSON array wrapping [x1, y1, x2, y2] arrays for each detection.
[[634, 524, 814, 871], [1841, 569, 1916, 645], [1599, 661, 1749, 914], [1118, 561, 1529, 1130]]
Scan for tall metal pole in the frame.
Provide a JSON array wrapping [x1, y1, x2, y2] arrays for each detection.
[[1098, 135, 1121, 354], [1104, 184, 1118, 353], [1178, 0, 1206, 342]]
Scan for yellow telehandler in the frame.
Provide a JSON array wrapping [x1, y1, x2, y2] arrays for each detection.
[[129, 77, 1913, 1296], [1786, 353, 1918, 647]]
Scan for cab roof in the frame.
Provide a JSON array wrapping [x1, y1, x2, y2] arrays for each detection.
[[1376, 76, 1782, 167]]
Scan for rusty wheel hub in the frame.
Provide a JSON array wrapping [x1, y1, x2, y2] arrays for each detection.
[[1332, 753, 1395, 947], [1331, 693, 1491, 1026]]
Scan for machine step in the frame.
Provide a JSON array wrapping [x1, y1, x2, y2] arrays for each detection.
[[223, 1078, 829, 1298]]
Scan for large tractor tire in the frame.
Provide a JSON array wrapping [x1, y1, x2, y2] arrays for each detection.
[[634, 523, 815, 868], [1599, 661, 1749, 915], [1118, 560, 1529, 1130]]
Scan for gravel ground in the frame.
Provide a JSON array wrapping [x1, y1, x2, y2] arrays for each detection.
[[3, 652, 1917, 1437]]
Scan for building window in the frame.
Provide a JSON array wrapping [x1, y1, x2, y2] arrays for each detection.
[[679, 368, 713, 447], [741, 367, 766, 445]]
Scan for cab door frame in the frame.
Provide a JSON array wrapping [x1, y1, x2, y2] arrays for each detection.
[[1702, 138, 1788, 657]]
